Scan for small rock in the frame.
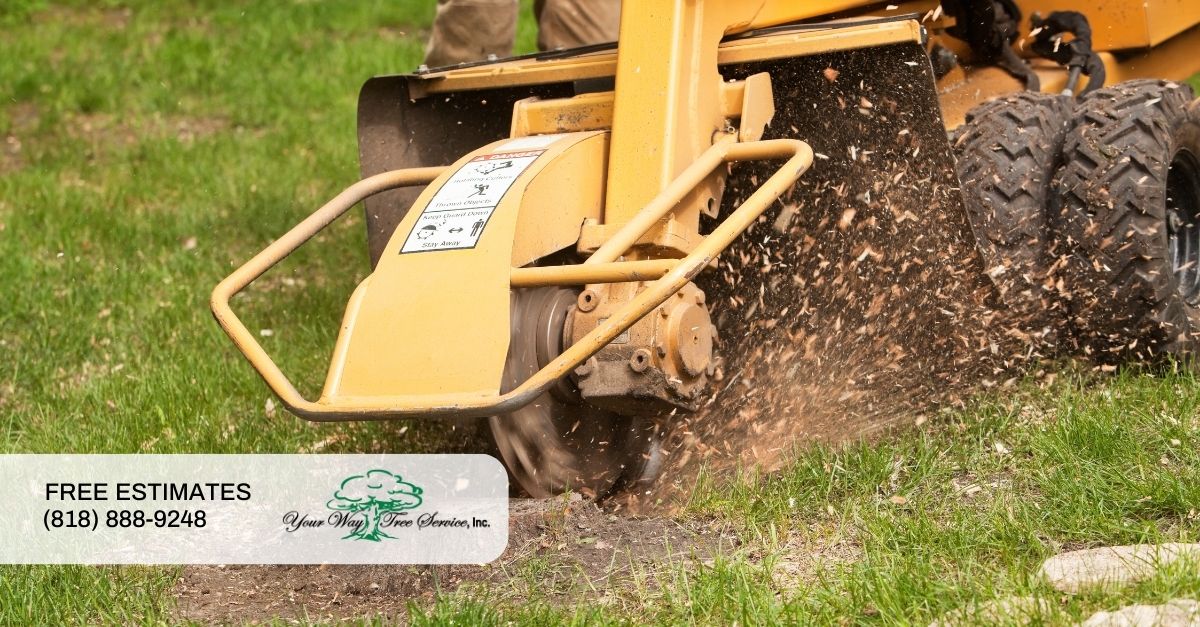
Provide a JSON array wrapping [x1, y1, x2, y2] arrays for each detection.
[[1040, 544, 1200, 593], [929, 596, 1053, 626], [1080, 599, 1200, 627]]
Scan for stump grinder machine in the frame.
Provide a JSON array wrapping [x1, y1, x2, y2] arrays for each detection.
[[214, 0, 1200, 497]]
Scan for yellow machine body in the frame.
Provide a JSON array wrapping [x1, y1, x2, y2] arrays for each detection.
[[213, 0, 1200, 422]]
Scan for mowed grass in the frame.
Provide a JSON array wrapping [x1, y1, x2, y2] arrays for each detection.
[[408, 369, 1200, 626], [0, 2, 1198, 624], [0, 1, 522, 623]]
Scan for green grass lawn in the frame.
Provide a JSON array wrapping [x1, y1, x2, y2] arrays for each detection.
[[413, 370, 1200, 626], [1, 2, 1198, 624]]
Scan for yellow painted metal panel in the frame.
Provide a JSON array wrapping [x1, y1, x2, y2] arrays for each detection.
[[512, 134, 608, 268], [1019, 0, 1200, 50], [510, 93, 614, 137], [726, 0, 883, 33], [323, 133, 603, 401]]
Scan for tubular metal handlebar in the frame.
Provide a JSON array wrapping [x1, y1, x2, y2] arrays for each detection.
[[211, 139, 813, 421]]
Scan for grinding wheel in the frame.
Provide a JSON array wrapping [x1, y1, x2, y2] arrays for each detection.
[[490, 287, 663, 498]]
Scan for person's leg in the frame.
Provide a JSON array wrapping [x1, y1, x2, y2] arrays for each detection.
[[535, 0, 621, 51], [424, 0, 519, 67]]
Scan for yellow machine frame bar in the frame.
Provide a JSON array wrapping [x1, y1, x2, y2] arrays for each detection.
[[211, 140, 813, 420], [410, 19, 922, 98]]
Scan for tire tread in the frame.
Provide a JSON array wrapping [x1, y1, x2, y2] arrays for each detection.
[[1052, 79, 1198, 359]]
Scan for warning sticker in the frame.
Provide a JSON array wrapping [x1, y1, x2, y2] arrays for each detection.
[[400, 150, 546, 254]]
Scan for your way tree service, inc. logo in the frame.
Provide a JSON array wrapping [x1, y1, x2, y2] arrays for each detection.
[[281, 469, 424, 542], [327, 469, 423, 542], [280, 465, 499, 551]]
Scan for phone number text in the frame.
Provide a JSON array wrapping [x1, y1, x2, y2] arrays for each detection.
[[43, 509, 207, 531]]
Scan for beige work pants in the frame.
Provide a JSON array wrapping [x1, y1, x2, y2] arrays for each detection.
[[424, 0, 620, 68]]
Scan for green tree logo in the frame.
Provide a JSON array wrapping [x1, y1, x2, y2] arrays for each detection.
[[326, 469, 423, 542]]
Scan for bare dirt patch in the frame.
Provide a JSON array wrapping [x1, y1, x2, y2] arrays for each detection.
[[32, 6, 132, 31], [1, 102, 40, 175], [2, 136, 25, 175], [68, 112, 229, 151], [1, 100, 229, 176], [173, 497, 730, 624], [771, 523, 863, 590]]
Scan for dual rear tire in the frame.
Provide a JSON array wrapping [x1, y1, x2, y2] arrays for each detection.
[[953, 92, 1073, 346], [955, 80, 1200, 363], [1054, 80, 1200, 361]]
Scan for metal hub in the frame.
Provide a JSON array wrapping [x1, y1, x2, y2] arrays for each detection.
[[1168, 148, 1200, 304], [664, 287, 716, 378], [568, 281, 718, 415], [489, 287, 662, 498]]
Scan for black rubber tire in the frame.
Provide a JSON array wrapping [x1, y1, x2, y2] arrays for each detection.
[[953, 92, 1073, 338], [1053, 79, 1200, 361]]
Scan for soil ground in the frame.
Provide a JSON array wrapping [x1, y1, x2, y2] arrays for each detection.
[[174, 497, 731, 623]]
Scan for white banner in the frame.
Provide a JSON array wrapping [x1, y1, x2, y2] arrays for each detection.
[[0, 454, 508, 564]]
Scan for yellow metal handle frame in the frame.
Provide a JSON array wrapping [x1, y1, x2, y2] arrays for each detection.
[[211, 167, 446, 419], [212, 140, 812, 421]]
